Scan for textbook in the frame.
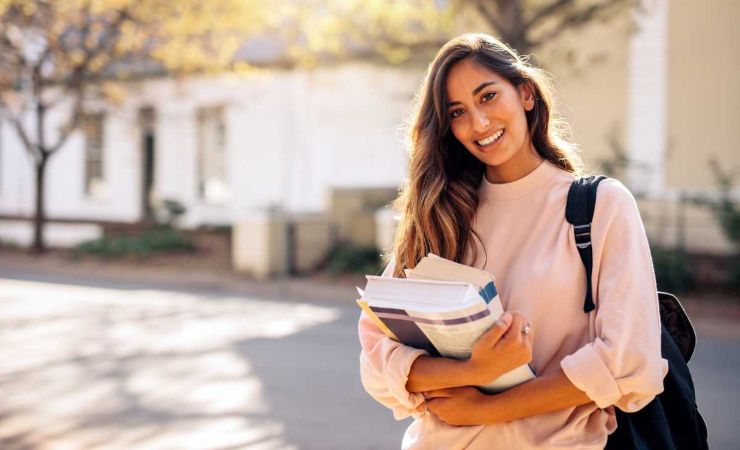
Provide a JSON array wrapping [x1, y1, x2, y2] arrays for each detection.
[[358, 254, 535, 393]]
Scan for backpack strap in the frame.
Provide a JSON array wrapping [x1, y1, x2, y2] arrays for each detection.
[[565, 175, 608, 313]]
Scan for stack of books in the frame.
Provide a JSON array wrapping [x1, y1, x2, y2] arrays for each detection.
[[357, 254, 535, 393]]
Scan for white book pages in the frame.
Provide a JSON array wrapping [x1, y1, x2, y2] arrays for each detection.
[[363, 276, 484, 312]]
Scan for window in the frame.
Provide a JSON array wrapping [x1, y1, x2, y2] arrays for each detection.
[[82, 112, 105, 197], [196, 106, 228, 203]]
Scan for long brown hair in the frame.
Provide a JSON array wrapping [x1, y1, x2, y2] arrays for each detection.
[[390, 33, 584, 277]]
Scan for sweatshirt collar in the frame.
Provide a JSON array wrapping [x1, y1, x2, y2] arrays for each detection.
[[478, 159, 562, 202]]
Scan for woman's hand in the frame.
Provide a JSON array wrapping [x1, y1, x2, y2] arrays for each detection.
[[463, 311, 534, 386], [424, 386, 498, 426]]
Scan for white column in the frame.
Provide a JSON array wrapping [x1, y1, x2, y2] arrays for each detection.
[[627, 0, 668, 196]]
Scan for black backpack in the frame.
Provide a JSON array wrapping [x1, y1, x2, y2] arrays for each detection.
[[565, 175, 709, 450]]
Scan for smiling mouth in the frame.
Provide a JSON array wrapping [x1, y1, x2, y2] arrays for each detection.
[[475, 129, 504, 148]]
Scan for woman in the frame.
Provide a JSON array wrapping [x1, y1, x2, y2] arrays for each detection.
[[358, 33, 668, 449]]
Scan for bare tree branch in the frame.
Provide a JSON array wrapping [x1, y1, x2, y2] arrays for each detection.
[[47, 8, 132, 155], [466, 0, 533, 52], [48, 83, 85, 155], [525, 0, 576, 30], [0, 106, 41, 163], [0, 27, 27, 69], [469, 0, 507, 36], [529, 0, 630, 49]]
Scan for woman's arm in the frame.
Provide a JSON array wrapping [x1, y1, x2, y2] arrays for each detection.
[[559, 180, 667, 412], [407, 311, 532, 392], [405, 355, 472, 393], [490, 368, 593, 421], [424, 369, 592, 426]]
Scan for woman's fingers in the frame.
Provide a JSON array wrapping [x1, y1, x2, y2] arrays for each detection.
[[498, 311, 534, 365], [476, 312, 513, 348], [505, 312, 525, 341]]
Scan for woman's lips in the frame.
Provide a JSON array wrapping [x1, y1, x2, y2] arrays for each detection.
[[475, 128, 505, 151]]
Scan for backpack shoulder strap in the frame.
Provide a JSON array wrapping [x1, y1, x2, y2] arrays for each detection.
[[566, 175, 608, 313]]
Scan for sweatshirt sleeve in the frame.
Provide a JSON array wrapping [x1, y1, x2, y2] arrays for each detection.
[[560, 179, 669, 412], [358, 258, 429, 420]]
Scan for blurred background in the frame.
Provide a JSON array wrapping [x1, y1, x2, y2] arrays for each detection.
[[0, 0, 738, 449]]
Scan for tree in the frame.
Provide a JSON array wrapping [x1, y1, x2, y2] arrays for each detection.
[[290, 0, 639, 63], [0, 0, 275, 252], [459, 0, 639, 55], [274, 0, 455, 65]]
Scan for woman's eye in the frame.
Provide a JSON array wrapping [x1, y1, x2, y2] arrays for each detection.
[[482, 92, 497, 102], [449, 109, 464, 119]]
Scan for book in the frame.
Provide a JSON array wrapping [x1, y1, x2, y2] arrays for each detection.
[[359, 254, 535, 393]]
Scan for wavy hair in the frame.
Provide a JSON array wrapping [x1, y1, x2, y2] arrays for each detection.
[[390, 33, 584, 277]]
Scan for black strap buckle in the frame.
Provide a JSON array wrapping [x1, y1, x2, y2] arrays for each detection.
[[573, 223, 591, 249]]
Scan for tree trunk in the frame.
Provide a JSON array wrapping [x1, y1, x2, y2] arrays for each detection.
[[32, 155, 48, 253]]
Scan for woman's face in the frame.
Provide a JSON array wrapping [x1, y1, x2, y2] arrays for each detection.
[[445, 58, 540, 183]]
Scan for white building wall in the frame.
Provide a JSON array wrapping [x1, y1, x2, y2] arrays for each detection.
[[627, 0, 668, 196], [0, 62, 423, 242], [0, 119, 35, 216], [99, 103, 142, 222]]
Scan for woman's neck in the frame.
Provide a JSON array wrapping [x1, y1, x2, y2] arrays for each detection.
[[485, 141, 544, 184]]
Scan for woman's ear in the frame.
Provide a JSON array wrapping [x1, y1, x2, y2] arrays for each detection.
[[519, 81, 535, 112]]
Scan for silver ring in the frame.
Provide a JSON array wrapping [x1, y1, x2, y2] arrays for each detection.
[[522, 324, 532, 335]]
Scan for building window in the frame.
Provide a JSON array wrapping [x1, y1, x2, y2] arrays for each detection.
[[196, 105, 228, 203], [82, 112, 105, 197]]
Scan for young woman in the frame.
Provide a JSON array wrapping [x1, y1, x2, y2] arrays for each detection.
[[358, 33, 668, 449]]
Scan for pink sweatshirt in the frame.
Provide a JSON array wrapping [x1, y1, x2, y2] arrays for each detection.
[[358, 160, 668, 449]]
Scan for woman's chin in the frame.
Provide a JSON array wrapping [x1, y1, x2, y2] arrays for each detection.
[[479, 151, 515, 169]]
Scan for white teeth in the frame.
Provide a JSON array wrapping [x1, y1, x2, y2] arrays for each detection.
[[477, 129, 504, 146]]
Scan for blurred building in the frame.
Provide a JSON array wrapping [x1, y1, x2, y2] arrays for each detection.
[[0, 0, 737, 262], [542, 0, 739, 255], [0, 64, 417, 249]]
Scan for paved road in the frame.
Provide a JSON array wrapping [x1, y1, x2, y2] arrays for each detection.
[[0, 272, 737, 449]]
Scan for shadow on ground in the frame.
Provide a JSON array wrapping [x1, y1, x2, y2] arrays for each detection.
[[234, 306, 408, 450]]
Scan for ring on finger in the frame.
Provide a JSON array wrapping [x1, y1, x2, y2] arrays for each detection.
[[522, 324, 532, 335]]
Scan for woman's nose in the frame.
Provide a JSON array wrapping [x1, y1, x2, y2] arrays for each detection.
[[472, 108, 490, 133]]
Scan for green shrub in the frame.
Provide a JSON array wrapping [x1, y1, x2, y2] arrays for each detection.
[[325, 244, 381, 275], [0, 238, 20, 249], [650, 245, 694, 293], [75, 226, 194, 259]]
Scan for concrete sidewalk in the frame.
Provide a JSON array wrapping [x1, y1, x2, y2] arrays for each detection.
[[0, 250, 737, 319], [0, 259, 738, 449], [0, 250, 365, 304]]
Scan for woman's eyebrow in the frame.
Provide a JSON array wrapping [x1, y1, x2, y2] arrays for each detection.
[[472, 81, 497, 95], [447, 81, 498, 107]]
